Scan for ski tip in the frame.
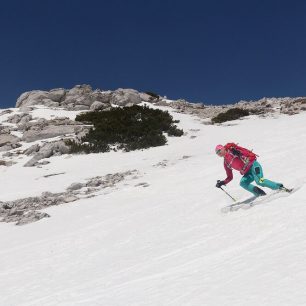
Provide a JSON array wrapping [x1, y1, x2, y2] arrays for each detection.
[[280, 187, 294, 193]]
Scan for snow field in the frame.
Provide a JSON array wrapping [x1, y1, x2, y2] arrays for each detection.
[[0, 106, 306, 305]]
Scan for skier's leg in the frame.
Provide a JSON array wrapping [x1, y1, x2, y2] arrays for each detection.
[[251, 161, 282, 190], [240, 173, 258, 195]]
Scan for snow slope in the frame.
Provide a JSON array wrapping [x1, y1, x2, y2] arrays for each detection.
[[0, 105, 306, 306]]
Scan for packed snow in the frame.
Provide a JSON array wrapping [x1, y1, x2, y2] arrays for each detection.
[[0, 104, 306, 306]]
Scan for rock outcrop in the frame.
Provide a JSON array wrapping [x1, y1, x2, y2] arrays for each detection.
[[20, 117, 88, 143], [24, 140, 71, 167], [0, 170, 137, 225], [16, 85, 147, 110], [156, 96, 306, 120]]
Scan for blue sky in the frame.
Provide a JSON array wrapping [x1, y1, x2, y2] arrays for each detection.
[[0, 0, 305, 108]]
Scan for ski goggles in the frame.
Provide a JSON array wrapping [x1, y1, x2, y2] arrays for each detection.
[[216, 149, 223, 156]]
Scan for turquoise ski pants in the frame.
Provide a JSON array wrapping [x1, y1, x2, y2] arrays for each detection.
[[240, 161, 281, 196]]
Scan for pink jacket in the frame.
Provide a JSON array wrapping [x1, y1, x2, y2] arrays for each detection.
[[223, 151, 255, 184]]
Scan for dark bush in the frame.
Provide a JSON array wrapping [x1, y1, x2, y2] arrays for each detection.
[[211, 108, 250, 124], [248, 108, 266, 115], [68, 105, 183, 153], [294, 98, 306, 104], [145, 91, 160, 99]]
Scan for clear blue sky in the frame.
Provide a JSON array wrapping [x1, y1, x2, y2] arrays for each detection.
[[0, 0, 305, 108]]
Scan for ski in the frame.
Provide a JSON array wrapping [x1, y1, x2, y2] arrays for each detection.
[[279, 186, 293, 193], [221, 186, 296, 213]]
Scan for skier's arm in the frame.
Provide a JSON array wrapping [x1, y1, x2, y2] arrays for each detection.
[[223, 161, 233, 184]]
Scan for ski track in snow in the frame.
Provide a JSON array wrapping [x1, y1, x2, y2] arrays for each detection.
[[1, 105, 306, 305]]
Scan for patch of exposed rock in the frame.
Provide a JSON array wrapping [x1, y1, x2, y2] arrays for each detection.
[[16, 84, 153, 111], [23, 140, 71, 167], [20, 117, 89, 143], [0, 160, 16, 167], [0, 129, 21, 152], [0, 170, 137, 225], [156, 96, 306, 121], [6, 113, 32, 125], [0, 109, 13, 116]]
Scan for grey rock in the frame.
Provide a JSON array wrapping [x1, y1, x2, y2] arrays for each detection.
[[22, 125, 77, 142], [6, 113, 28, 124], [0, 170, 137, 225], [0, 109, 13, 116], [66, 84, 93, 97], [19, 114, 32, 125], [24, 141, 70, 167], [16, 90, 49, 108], [91, 90, 112, 103], [67, 182, 84, 191], [111, 89, 142, 106], [41, 99, 60, 108], [24, 154, 45, 167], [48, 88, 66, 102], [0, 160, 15, 167], [140, 92, 156, 102], [63, 195, 78, 203], [16, 211, 50, 226], [0, 134, 20, 147], [8, 208, 23, 216], [73, 105, 90, 111], [37, 160, 50, 165], [90, 101, 109, 111], [24, 144, 40, 155], [2, 152, 13, 157], [0, 126, 13, 133]]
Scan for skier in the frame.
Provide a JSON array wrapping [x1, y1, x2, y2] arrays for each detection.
[[215, 143, 286, 197]]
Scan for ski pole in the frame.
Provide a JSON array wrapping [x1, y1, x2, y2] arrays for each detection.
[[220, 186, 237, 202]]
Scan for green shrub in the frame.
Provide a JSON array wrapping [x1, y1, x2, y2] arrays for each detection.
[[211, 108, 250, 124], [68, 105, 183, 153], [248, 108, 266, 115], [145, 91, 160, 99]]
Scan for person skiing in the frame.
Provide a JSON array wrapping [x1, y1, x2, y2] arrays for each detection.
[[215, 143, 286, 197]]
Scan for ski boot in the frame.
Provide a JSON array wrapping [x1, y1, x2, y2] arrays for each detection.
[[253, 186, 266, 197]]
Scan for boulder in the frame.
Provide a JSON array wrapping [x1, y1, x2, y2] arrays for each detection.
[[22, 125, 77, 142], [48, 88, 66, 102], [0, 134, 20, 147], [24, 140, 70, 167], [6, 113, 32, 124], [16, 90, 49, 108], [24, 144, 40, 155], [111, 89, 142, 106], [15, 85, 144, 110], [73, 105, 90, 111], [91, 90, 112, 103], [67, 182, 84, 191], [140, 92, 155, 102], [90, 101, 109, 111], [41, 99, 60, 108]]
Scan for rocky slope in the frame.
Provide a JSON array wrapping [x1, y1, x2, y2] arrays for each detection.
[[1, 85, 305, 166], [0, 84, 305, 225]]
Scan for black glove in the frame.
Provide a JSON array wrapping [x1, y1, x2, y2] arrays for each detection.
[[231, 147, 241, 157], [216, 180, 226, 188]]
